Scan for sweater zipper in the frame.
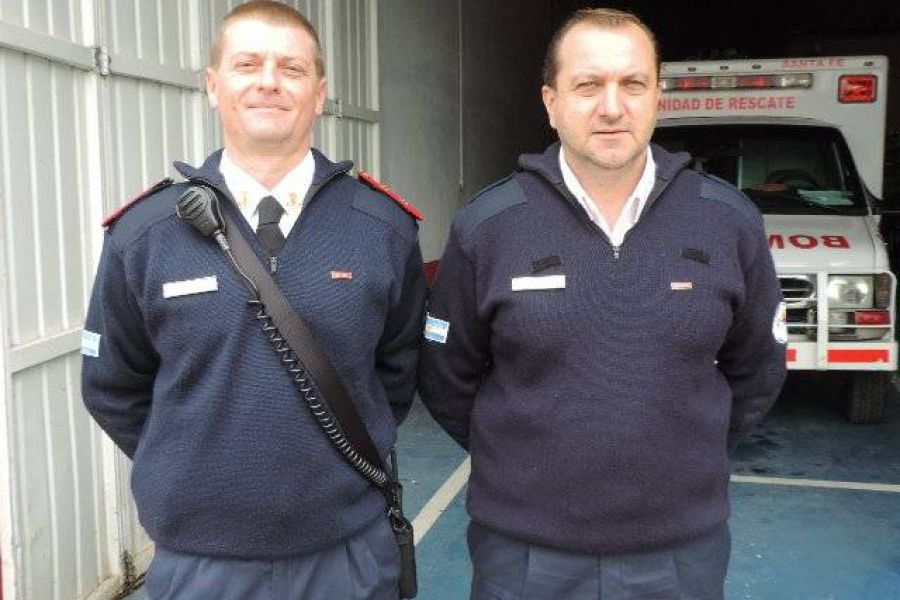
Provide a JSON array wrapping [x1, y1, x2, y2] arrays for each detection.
[[266, 170, 347, 275], [541, 171, 676, 263], [546, 180, 625, 262]]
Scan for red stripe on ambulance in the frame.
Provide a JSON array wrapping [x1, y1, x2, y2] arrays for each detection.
[[827, 349, 891, 363]]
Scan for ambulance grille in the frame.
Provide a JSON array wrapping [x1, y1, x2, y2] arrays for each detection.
[[779, 276, 815, 305]]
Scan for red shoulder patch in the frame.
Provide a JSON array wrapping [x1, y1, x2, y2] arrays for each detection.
[[102, 178, 174, 227], [357, 171, 424, 221]]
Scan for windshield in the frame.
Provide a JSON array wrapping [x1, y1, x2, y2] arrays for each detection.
[[652, 124, 868, 215]]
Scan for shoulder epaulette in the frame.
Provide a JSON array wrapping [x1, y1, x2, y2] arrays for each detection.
[[102, 178, 174, 227], [357, 171, 424, 221], [454, 174, 525, 242], [469, 174, 515, 203]]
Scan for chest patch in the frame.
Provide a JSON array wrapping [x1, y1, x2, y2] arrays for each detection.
[[162, 276, 219, 299], [511, 275, 566, 291]]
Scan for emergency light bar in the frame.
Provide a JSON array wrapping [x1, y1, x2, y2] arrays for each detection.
[[661, 73, 813, 92]]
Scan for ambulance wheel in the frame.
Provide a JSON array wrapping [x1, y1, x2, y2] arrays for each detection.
[[845, 372, 888, 424]]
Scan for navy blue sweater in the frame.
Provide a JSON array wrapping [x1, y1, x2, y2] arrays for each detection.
[[82, 150, 425, 558], [420, 143, 786, 555]]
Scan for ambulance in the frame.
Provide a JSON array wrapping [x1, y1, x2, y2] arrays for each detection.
[[654, 56, 895, 423]]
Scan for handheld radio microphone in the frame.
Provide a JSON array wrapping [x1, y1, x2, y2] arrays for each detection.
[[176, 186, 230, 252]]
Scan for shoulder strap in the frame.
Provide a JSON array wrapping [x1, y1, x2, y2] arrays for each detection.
[[219, 209, 389, 481]]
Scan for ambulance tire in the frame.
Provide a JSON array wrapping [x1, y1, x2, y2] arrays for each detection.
[[845, 372, 887, 424]]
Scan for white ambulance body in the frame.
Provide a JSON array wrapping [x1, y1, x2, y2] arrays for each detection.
[[654, 56, 895, 423]]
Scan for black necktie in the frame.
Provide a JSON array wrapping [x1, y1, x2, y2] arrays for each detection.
[[256, 195, 285, 256]]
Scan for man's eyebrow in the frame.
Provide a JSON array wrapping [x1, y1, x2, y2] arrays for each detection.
[[229, 51, 261, 61], [229, 52, 310, 65]]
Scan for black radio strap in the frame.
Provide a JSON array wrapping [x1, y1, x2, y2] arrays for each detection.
[[220, 209, 388, 479], [177, 186, 417, 598]]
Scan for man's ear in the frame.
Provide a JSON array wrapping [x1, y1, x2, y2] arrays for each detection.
[[314, 76, 327, 117], [542, 85, 558, 130], [206, 67, 219, 109]]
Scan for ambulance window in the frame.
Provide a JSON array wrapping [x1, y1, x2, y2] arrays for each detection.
[[652, 124, 866, 215]]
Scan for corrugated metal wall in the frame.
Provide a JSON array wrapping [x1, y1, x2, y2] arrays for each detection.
[[0, 2, 380, 599]]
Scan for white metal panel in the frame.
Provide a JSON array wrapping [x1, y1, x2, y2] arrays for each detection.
[[0, 52, 90, 347], [6, 355, 105, 600], [105, 0, 192, 70], [103, 81, 206, 208], [0, 0, 85, 43], [317, 0, 379, 170], [0, 0, 25, 27], [0, 44, 112, 600]]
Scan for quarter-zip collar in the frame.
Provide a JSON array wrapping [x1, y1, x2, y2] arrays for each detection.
[[518, 141, 692, 220]]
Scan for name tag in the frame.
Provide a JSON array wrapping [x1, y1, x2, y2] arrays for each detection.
[[163, 276, 218, 299], [511, 275, 566, 291]]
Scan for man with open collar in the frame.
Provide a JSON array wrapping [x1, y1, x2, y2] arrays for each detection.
[[81, 2, 425, 598], [420, 8, 786, 600]]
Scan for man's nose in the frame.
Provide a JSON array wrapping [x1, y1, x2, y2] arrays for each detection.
[[596, 84, 623, 120], [258, 60, 279, 90]]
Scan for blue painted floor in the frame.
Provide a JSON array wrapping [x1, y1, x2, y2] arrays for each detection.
[[125, 374, 900, 599]]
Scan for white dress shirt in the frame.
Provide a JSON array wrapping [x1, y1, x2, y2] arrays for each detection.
[[219, 150, 316, 237], [559, 147, 657, 246]]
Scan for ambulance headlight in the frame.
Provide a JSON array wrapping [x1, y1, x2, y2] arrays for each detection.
[[827, 275, 873, 308]]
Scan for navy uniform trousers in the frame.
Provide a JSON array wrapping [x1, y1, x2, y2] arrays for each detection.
[[468, 521, 730, 600], [145, 517, 399, 600]]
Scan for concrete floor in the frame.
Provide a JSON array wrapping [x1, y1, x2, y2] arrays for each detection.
[[125, 374, 900, 600]]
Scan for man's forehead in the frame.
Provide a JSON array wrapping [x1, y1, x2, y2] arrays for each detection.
[[220, 18, 315, 56], [556, 23, 655, 73]]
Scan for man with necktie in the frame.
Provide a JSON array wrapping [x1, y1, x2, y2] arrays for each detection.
[[81, 2, 425, 598]]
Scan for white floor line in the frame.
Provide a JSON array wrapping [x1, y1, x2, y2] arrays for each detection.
[[412, 457, 471, 545], [731, 474, 900, 493]]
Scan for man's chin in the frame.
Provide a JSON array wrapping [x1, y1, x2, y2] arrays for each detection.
[[244, 130, 294, 148], [591, 155, 632, 171]]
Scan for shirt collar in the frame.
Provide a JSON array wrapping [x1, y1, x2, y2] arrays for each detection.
[[218, 150, 316, 216], [558, 147, 657, 215]]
